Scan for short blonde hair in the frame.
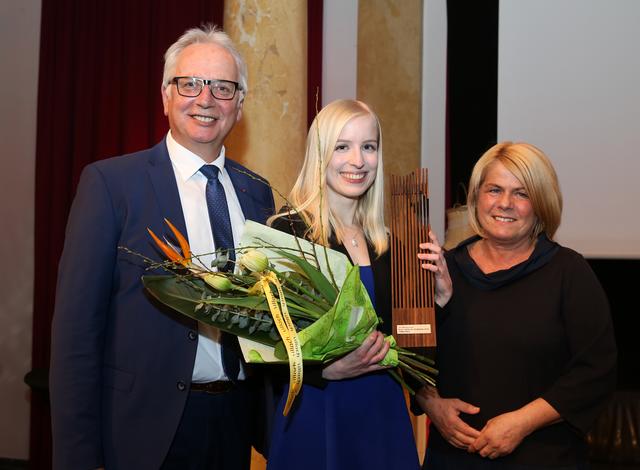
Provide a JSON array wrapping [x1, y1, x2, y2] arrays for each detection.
[[271, 99, 388, 256], [467, 141, 563, 239]]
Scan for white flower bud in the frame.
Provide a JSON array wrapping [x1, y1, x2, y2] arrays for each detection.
[[241, 249, 269, 273], [203, 274, 233, 292]]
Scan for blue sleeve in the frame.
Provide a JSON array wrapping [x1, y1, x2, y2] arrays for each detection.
[[50, 163, 119, 469]]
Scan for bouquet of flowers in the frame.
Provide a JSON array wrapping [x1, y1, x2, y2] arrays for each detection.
[[139, 218, 437, 415]]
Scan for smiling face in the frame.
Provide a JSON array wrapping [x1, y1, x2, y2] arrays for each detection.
[[325, 114, 379, 203], [161, 42, 243, 162], [476, 161, 537, 247]]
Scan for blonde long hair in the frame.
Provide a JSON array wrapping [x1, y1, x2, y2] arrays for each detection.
[[271, 99, 388, 256]]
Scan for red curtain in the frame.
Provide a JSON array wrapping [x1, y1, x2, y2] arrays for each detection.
[[307, 0, 323, 126], [31, 1, 223, 467]]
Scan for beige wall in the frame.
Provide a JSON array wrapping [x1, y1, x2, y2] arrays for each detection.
[[224, 0, 308, 210], [0, 0, 41, 461], [357, 0, 424, 218]]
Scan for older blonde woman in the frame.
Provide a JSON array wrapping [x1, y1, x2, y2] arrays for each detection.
[[417, 142, 616, 469], [267, 100, 420, 470]]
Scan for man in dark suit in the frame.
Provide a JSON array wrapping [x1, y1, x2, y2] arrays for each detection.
[[49, 25, 274, 470]]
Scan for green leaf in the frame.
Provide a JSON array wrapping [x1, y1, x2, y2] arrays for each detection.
[[273, 265, 378, 362], [199, 296, 269, 310], [142, 275, 278, 347], [280, 271, 333, 311], [278, 291, 325, 319], [274, 249, 338, 305]]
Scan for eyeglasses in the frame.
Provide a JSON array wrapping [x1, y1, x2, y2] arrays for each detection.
[[171, 77, 241, 100]]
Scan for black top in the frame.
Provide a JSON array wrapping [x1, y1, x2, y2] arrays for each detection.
[[429, 235, 617, 466]]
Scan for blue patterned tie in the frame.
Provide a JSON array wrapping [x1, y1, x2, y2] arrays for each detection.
[[199, 164, 240, 380], [199, 165, 235, 270]]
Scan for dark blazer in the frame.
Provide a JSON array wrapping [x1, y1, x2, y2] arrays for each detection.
[[49, 139, 275, 470]]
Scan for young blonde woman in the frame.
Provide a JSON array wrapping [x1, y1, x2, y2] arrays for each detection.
[[267, 100, 420, 470]]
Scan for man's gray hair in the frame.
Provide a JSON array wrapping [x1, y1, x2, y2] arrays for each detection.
[[162, 24, 248, 97]]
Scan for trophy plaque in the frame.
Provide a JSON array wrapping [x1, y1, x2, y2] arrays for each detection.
[[390, 169, 436, 348]]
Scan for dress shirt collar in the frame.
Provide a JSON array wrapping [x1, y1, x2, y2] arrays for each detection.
[[166, 130, 227, 182]]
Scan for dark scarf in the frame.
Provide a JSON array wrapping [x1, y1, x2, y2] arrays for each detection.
[[452, 233, 560, 290]]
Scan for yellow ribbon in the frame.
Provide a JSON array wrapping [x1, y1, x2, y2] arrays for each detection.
[[258, 271, 303, 415]]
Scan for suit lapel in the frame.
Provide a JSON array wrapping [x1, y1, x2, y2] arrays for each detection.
[[146, 145, 271, 240], [226, 159, 259, 222], [146, 139, 189, 239]]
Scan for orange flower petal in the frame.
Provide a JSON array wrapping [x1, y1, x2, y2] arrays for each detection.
[[164, 218, 191, 263], [147, 227, 183, 264]]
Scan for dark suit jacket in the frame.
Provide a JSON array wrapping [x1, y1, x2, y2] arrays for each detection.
[[49, 139, 275, 470]]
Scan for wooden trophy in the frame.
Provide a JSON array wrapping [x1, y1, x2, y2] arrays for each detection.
[[390, 169, 436, 349]]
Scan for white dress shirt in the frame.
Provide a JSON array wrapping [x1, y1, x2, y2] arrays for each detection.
[[166, 131, 246, 381]]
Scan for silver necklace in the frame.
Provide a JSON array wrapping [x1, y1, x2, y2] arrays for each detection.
[[344, 225, 361, 248], [348, 229, 360, 248]]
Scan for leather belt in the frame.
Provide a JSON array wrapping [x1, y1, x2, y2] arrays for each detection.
[[190, 381, 235, 394]]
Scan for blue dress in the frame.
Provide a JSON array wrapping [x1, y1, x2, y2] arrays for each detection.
[[267, 266, 420, 470]]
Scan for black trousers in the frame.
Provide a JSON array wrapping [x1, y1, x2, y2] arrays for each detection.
[[161, 383, 253, 470]]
